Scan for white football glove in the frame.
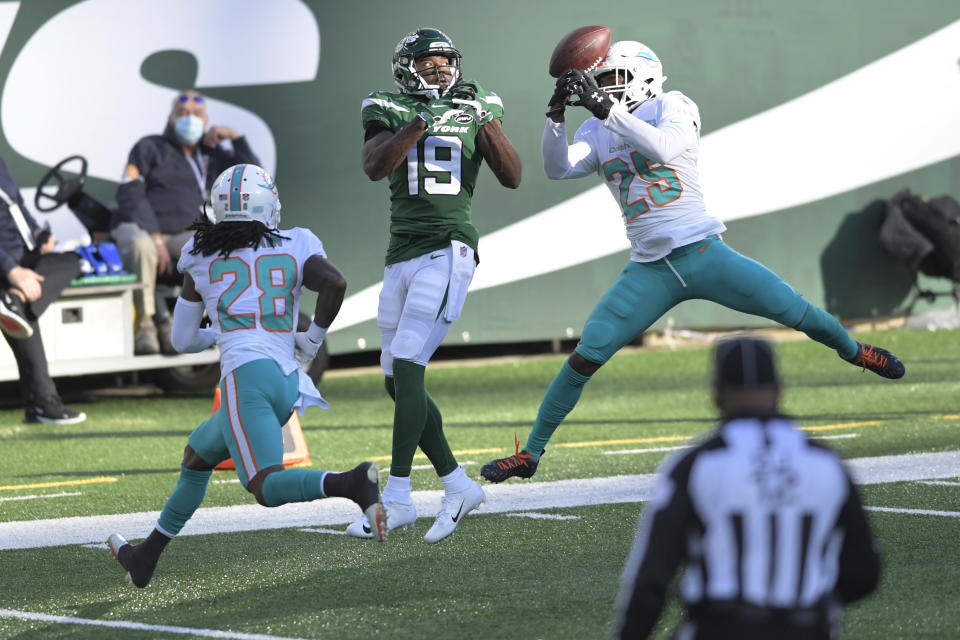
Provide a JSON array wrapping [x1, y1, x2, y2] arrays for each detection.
[[294, 324, 327, 365]]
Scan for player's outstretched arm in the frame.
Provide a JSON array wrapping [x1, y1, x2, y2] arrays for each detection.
[[477, 118, 521, 189], [361, 120, 427, 181], [604, 103, 695, 165]]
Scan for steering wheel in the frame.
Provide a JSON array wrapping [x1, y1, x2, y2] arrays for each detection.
[[35, 155, 88, 212]]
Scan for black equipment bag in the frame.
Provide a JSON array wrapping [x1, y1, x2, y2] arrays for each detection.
[[879, 189, 960, 284]]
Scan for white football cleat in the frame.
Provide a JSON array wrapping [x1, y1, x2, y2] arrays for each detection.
[[346, 500, 416, 539], [424, 481, 485, 544]]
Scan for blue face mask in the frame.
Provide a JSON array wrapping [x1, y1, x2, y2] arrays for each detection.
[[174, 114, 204, 145]]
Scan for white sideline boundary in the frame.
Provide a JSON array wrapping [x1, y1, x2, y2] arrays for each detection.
[[0, 450, 957, 551], [0, 608, 307, 639], [866, 506, 960, 518]]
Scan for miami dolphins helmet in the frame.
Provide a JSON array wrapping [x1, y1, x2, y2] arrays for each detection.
[[592, 41, 667, 109], [210, 164, 281, 229]]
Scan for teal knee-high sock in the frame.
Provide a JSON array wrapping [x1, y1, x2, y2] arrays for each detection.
[[157, 466, 212, 536], [260, 469, 327, 507], [524, 361, 591, 460], [794, 303, 859, 360]]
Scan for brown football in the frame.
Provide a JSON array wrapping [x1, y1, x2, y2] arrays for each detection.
[[548, 25, 612, 78]]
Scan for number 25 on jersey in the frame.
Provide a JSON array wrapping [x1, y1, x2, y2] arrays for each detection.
[[602, 151, 682, 221]]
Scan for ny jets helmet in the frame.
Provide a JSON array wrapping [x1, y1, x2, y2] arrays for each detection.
[[210, 164, 281, 229], [592, 41, 667, 109], [392, 27, 461, 97]]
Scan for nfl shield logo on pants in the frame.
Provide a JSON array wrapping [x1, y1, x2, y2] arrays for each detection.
[[460, 246, 468, 258]]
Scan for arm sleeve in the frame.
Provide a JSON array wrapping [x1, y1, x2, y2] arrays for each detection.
[[612, 457, 694, 639], [171, 297, 216, 353], [115, 139, 161, 233], [477, 84, 505, 122], [176, 237, 196, 274], [360, 93, 397, 132], [542, 119, 598, 180], [834, 472, 882, 603], [603, 97, 698, 165]]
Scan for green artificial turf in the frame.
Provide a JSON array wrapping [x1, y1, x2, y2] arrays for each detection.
[[0, 328, 957, 638]]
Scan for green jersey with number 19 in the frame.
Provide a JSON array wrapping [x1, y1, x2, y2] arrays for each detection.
[[361, 81, 504, 265]]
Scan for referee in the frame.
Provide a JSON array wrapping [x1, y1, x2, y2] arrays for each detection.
[[612, 337, 881, 639]]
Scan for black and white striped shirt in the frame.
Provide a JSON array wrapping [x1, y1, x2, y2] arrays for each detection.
[[613, 417, 880, 639]]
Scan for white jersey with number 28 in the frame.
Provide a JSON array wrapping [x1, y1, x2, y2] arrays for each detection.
[[178, 226, 329, 410]]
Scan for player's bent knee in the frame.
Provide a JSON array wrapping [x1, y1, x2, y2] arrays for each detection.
[[391, 329, 427, 361], [765, 281, 803, 319], [248, 465, 285, 507], [569, 352, 603, 377], [581, 319, 616, 352], [182, 445, 215, 471]]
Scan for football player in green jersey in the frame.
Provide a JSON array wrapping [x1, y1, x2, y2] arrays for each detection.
[[346, 27, 521, 544]]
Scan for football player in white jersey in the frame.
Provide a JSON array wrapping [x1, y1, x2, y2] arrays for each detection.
[[482, 40, 905, 483], [107, 164, 386, 588]]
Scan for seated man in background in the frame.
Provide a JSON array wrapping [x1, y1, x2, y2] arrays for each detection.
[[113, 90, 260, 354], [0, 155, 85, 424]]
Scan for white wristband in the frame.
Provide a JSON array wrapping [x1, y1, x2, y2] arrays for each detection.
[[306, 323, 327, 344]]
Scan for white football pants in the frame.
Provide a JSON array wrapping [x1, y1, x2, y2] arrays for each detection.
[[378, 243, 475, 375]]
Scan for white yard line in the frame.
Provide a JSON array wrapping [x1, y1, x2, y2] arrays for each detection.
[[811, 434, 860, 440], [917, 480, 960, 486], [298, 527, 347, 535], [866, 506, 960, 518], [409, 461, 475, 471], [0, 491, 81, 502], [0, 608, 308, 639], [1, 450, 958, 551], [504, 512, 581, 521], [603, 446, 689, 455]]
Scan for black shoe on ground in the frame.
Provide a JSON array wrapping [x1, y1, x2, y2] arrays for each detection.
[[480, 435, 541, 483], [107, 533, 158, 588], [332, 462, 386, 541], [0, 289, 32, 339], [843, 342, 905, 379], [25, 395, 87, 424]]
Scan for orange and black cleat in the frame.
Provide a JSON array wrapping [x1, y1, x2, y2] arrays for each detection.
[[480, 434, 541, 483], [844, 342, 905, 379]]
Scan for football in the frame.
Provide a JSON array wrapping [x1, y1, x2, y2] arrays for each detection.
[[548, 25, 612, 78]]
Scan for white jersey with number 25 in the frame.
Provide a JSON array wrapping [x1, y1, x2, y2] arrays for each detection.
[[542, 91, 725, 262]]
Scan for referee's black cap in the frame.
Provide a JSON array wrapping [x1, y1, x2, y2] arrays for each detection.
[[714, 337, 780, 389]]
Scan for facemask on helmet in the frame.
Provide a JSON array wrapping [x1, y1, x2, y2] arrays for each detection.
[[210, 164, 281, 229], [592, 41, 667, 110], [392, 28, 462, 97]]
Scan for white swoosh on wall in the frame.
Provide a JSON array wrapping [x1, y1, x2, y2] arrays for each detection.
[[331, 19, 960, 333]]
